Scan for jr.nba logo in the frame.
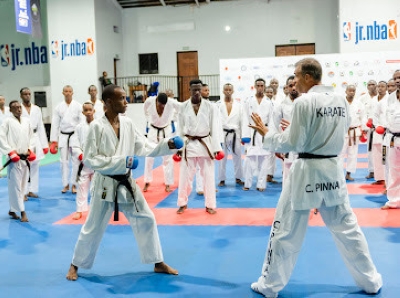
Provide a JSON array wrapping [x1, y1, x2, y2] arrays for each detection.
[[343, 22, 351, 41], [0, 44, 10, 67]]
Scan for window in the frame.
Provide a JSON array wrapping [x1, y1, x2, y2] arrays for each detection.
[[139, 53, 158, 74]]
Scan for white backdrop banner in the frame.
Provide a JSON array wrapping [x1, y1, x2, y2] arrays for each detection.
[[219, 51, 400, 100]]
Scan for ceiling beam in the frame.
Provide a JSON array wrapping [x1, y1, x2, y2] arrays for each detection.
[[159, 0, 166, 6], [194, 0, 200, 7]]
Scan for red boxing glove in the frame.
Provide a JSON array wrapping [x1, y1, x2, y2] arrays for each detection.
[[366, 118, 373, 128], [43, 147, 49, 154], [375, 126, 385, 135], [79, 153, 83, 161], [172, 153, 182, 162], [8, 151, 20, 162], [27, 150, 36, 162], [359, 132, 367, 143], [215, 151, 225, 160], [50, 142, 58, 154]]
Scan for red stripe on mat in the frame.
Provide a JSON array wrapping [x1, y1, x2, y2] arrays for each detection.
[[55, 208, 400, 227], [347, 183, 385, 194]]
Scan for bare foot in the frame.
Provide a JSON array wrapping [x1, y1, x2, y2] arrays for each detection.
[[71, 185, 77, 194], [381, 205, 397, 210], [165, 185, 172, 192], [61, 185, 69, 193], [154, 262, 178, 275], [24, 195, 28, 201], [20, 211, 29, 222], [27, 192, 39, 198], [197, 191, 204, 196], [143, 182, 150, 192], [8, 211, 20, 220], [72, 212, 82, 220], [66, 264, 79, 281], [242, 187, 250, 191], [256, 188, 265, 192]]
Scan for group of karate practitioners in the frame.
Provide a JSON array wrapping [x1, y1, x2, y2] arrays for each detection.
[[2, 57, 397, 296]]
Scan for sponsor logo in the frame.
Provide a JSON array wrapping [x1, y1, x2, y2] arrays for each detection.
[[51, 38, 95, 60], [343, 19, 397, 45], [0, 42, 48, 71]]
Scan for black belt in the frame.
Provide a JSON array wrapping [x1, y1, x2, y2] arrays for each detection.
[[223, 128, 237, 154], [61, 131, 74, 148], [2, 153, 31, 182], [150, 124, 167, 141], [107, 171, 138, 221], [33, 128, 37, 133], [368, 128, 374, 152], [298, 153, 337, 159], [252, 124, 267, 146], [387, 130, 400, 147], [76, 162, 84, 183]]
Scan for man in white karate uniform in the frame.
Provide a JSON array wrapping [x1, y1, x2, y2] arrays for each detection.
[[370, 81, 388, 186], [340, 85, 366, 181], [359, 80, 378, 179], [0, 101, 35, 222], [20, 87, 49, 198], [250, 58, 382, 297], [66, 85, 179, 281], [271, 76, 299, 184], [241, 78, 274, 192], [381, 70, 400, 209], [143, 92, 180, 193], [176, 79, 222, 214], [215, 83, 244, 187], [50, 85, 82, 194], [0, 95, 11, 177], [87, 85, 104, 119], [70, 102, 96, 220]]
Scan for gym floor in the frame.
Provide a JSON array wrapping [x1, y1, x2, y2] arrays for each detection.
[[0, 144, 399, 298]]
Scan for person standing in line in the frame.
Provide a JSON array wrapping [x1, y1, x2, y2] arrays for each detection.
[[369, 81, 388, 187], [0, 95, 11, 177], [70, 102, 96, 220], [271, 75, 299, 184], [340, 84, 366, 181], [0, 101, 35, 222], [175, 79, 222, 214], [359, 80, 378, 179], [50, 85, 82, 194], [250, 58, 382, 297], [142, 93, 180, 193], [241, 78, 274, 192], [87, 85, 104, 119], [66, 84, 180, 281], [215, 83, 244, 187], [20, 87, 49, 198], [269, 78, 285, 104], [387, 78, 396, 94], [381, 69, 400, 209]]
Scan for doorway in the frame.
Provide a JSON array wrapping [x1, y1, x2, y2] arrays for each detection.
[[177, 51, 198, 102]]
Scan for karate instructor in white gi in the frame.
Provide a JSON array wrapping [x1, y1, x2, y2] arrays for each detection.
[[66, 85, 180, 281], [249, 58, 382, 297]]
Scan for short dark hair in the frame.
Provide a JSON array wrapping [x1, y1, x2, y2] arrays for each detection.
[[378, 81, 387, 85], [286, 75, 295, 85], [9, 100, 19, 108], [83, 101, 94, 108], [157, 93, 168, 105], [190, 79, 203, 86], [88, 85, 97, 92], [20, 87, 30, 94], [295, 58, 322, 82], [102, 84, 120, 102], [255, 78, 266, 85], [202, 83, 208, 87]]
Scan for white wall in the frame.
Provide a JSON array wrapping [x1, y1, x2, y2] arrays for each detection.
[[121, 0, 339, 76], [339, 0, 400, 53]]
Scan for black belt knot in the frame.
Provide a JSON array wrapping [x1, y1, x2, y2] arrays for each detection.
[[223, 129, 237, 154], [107, 171, 138, 221]]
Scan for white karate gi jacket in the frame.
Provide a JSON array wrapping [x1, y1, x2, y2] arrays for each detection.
[[50, 100, 82, 148], [263, 85, 351, 210], [21, 104, 48, 160], [0, 115, 34, 156], [215, 98, 242, 145]]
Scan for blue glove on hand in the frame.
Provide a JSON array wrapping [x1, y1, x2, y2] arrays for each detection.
[[170, 136, 184, 149], [126, 156, 139, 169], [241, 137, 251, 144]]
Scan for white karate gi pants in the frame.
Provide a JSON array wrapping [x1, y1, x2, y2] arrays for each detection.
[[60, 147, 80, 187], [195, 165, 203, 193], [26, 159, 39, 193], [76, 166, 94, 212], [72, 191, 163, 268], [372, 143, 385, 181], [384, 146, 400, 208], [243, 154, 270, 190], [253, 174, 382, 297], [266, 153, 276, 177], [218, 141, 243, 182], [341, 137, 359, 173], [177, 157, 216, 208], [144, 155, 174, 186], [8, 160, 29, 213]]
